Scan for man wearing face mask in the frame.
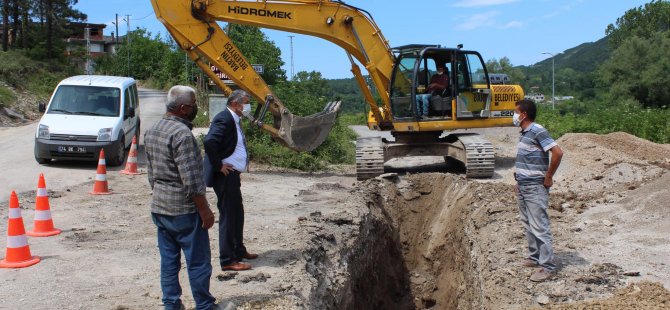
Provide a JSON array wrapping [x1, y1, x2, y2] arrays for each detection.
[[204, 89, 257, 271], [417, 65, 450, 117], [145, 85, 217, 309], [513, 99, 563, 282]]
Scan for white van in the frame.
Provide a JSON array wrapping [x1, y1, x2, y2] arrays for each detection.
[[34, 75, 140, 166]]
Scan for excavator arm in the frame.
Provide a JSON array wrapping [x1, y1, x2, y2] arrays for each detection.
[[150, 0, 397, 151]]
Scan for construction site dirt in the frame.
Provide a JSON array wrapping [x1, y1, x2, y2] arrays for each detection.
[[1, 127, 669, 309]]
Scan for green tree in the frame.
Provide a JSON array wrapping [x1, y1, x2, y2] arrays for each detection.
[[95, 28, 187, 88], [226, 24, 286, 84], [597, 32, 670, 108], [486, 57, 525, 84], [555, 67, 578, 94], [605, 0, 670, 47], [0, 0, 85, 58]]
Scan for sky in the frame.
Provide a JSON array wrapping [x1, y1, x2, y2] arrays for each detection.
[[74, 0, 650, 79]]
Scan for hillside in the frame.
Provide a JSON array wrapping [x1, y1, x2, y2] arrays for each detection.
[[326, 78, 366, 114], [528, 36, 610, 74]]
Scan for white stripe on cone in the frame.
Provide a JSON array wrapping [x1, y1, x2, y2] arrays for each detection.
[[37, 188, 48, 197], [127, 156, 137, 163], [7, 235, 28, 248], [98, 159, 106, 165], [95, 174, 107, 181], [8, 208, 21, 219], [34, 210, 52, 221]]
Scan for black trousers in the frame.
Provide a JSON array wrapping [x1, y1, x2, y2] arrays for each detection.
[[213, 170, 246, 267]]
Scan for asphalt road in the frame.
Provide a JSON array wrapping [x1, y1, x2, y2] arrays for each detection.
[[0, 88, 167, 203]]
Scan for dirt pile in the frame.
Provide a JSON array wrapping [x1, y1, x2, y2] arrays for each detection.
[[357, 170, 670, 309], [544, 281, 670, 309], [552, 132, 670, 212]]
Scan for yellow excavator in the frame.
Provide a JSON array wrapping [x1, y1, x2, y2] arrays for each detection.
[[150, 0, 524, 179]]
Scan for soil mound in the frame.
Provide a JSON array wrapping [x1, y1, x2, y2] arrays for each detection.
[[550, 132, 670, 214], [544, 281, 670, 309]]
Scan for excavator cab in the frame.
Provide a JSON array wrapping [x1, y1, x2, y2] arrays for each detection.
[[389, 45, 492, 121]]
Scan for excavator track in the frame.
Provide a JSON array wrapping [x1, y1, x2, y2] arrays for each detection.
[[355, 137, 385, 180], [455, 134, 495, 178]]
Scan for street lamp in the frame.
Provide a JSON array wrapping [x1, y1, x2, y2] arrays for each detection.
[[541, 52, 555, 110]]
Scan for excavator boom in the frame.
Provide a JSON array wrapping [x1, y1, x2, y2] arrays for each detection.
[[151, 0, 355, 151]]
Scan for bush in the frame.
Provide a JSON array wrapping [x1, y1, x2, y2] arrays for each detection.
[[0, 50, 79, 104], [0, 85, 16, 107]]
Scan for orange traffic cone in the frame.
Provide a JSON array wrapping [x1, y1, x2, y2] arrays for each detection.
[[90, 149, 112, 195], [27, 174, 61, 237], [121, 136, 143, 175], [0, 191, 41, 268]]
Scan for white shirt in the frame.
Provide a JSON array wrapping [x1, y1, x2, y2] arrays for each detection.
[[221, 108, 248, 172]]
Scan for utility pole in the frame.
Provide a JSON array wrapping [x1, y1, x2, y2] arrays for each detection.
[[125, 14, 131, 77], [542, 52, 555, 110], [115, 14, 119, 44], [85, 27, 91, 75], [288, 35, 295, 80], [185, 52, 189, 83]]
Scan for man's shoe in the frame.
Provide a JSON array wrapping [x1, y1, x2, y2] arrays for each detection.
[[243, 252, 258, 260], [521, 258, 539, 268], [530, 268, 553, 282], [222, 262, 252, 271]]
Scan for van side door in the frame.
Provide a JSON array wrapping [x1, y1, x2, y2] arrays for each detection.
[[121, 86, 137, 148]]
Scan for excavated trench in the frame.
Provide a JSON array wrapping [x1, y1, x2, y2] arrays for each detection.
[[305, 173, 504, 309]]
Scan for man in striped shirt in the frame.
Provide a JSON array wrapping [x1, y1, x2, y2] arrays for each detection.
[[513, 99, 563, 282]]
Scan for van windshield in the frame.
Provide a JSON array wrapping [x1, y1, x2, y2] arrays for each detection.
[[48, 85, 121, 117]]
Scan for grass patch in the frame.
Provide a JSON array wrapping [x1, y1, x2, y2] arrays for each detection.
[[0, 50, 80, 104]]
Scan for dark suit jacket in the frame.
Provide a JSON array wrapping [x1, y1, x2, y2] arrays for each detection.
[[203, 108, 238, 187]]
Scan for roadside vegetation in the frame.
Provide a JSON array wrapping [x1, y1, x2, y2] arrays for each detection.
[[0, 0, 87, 102], [0, 51, 77, 99], [489, 0, 670, 144]]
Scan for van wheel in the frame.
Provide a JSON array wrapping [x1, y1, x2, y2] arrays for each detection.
[[108, 135, 126, 167], [35, 156, 51, 165]]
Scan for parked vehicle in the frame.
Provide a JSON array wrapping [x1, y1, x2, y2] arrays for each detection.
[[34, 75, 140, 166]]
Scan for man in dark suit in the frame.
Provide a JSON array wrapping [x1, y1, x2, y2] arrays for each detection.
[[204, 89, 257, 271]]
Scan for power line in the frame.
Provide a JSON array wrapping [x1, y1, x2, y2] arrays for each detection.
[[130, 12, 153, 21]]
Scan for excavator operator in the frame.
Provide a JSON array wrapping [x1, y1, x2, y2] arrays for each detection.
[[428, 65, 450, 96], [418, 65, 450, 117]]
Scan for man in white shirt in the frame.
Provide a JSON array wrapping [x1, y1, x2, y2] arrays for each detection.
[[203, 89, 257, 271]]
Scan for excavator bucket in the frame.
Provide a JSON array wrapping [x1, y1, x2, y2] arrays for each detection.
[[276, 101, 341, 152]]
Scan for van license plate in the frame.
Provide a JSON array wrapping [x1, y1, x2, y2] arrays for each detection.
[[58, 146, 87, 153]]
